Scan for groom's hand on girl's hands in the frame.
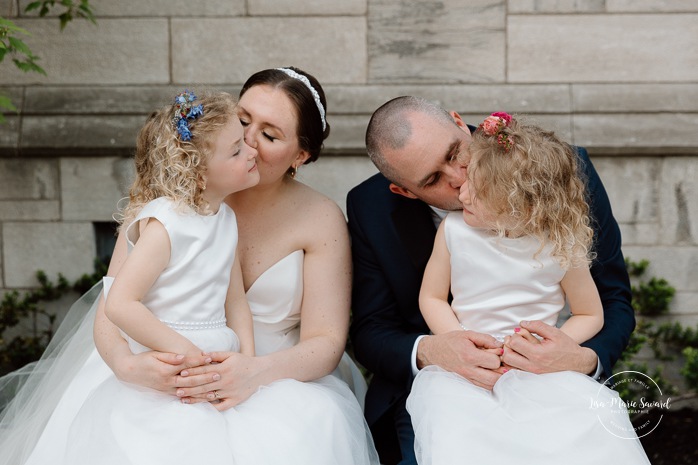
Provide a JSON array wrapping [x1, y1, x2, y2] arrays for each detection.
[[417, 330, 503, 390], [501, 320, 597, 375]]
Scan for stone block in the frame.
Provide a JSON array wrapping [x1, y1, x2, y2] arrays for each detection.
[[2, 0, 18, 17], [23, 85, 242, 114], [324, 115, 371, 152], [249, 0, 365, 15], [0, 116, 19, 150], [0, 19, 170, 85], [3, 221, 96, 287], [83, 0, 244, 16], [573, 114, 698, 153], [590, 158, 660, 225], [618, 222, 660, 246], [573, 84, 698, 112], [622, 246, 698, 291], [668, 292, 698, 316], [607, 0, 698, 13], [658, 157, 698, 246], [21, 115, 146, 150], [369, 0, 505, 83], [296, 155, 378, 216], [0, 200, 60, 220], [172, 18, 367, 85], [508, 0, 606, 13], [326, 84, 571, 114], [508, 15, 698, 83], [61, 157, 133, 221], [0, 159, 58, 200]]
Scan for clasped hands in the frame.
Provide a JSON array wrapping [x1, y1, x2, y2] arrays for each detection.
[[417, 320, 597, 390]]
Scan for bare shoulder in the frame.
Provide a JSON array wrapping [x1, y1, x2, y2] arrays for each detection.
[[291, 182, 349, 248]]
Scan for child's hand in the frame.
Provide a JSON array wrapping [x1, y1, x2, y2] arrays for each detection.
[[505, 327, 540, 346]]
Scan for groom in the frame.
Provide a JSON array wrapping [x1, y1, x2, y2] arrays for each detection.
[[347, 96, 635, 465]]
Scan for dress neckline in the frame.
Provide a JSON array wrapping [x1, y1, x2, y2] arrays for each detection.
[[246, 249, 303, 294]]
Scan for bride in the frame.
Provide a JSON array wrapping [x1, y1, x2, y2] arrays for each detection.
[[0, 67, 378, 465]]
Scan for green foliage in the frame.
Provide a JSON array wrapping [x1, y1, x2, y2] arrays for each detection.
[[0, 259, 105, 375], [613, 363, 677, 405], [614, 258, 697, 411], [0, 1, 95, 122], [626, 258, 676, 316], [681, 347, 698, 392]]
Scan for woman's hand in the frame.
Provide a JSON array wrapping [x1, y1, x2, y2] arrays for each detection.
[[113, 351, 212, 395], [176, 351, 272, 411]]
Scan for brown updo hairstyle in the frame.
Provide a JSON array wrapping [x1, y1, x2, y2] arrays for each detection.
[[239, 67, 330, 174]]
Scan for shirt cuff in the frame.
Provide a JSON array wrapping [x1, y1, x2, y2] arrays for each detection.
[[411, 335, 427, 376], [590, 357, 603, 381]]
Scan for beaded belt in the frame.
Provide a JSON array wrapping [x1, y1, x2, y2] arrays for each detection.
[[161, 318, 227, 330]]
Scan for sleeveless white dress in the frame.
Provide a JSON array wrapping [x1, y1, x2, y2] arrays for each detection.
[[406, 212, 649, 464], [0, 197, 378, 465]]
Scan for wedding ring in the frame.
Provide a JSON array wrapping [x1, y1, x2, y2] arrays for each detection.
[[214, 390, 221, 399]]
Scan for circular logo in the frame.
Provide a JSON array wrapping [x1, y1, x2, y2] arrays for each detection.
[[593, 370, 671, 439]]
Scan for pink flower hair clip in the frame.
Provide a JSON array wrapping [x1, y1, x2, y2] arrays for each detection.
[[478, 112, 513, 152]]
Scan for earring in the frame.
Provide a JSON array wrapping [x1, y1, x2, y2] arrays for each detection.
[[289, 165, 297, 178]]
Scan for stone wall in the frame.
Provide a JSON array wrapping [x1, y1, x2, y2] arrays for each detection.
[[1, 0, 696, 323]]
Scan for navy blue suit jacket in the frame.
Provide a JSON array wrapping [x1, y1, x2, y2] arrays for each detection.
[[347, 146, 635, 450]]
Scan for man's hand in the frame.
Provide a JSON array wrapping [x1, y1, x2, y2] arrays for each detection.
[[502, 320, 597, 375], [417, 330, 503, 390]]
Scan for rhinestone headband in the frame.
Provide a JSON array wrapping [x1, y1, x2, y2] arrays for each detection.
[[275, 67, 326, 131]]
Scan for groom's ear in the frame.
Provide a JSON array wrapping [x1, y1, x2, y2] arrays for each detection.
[[389, 183, 419, 199]]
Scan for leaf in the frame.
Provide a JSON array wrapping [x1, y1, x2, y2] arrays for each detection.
[[7, 37, 33, 56], [0, 19, 30, 35], [58, 12, 72, 30], [0, 95, 18, 112], [25, 2, 42, 12]]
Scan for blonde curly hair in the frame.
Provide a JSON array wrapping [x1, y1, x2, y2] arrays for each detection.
[[118, 91, 238, 232], [466, 116, 595, 269]]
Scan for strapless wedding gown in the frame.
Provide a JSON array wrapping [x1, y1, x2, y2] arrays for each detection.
[[0, 216, 377, 464]]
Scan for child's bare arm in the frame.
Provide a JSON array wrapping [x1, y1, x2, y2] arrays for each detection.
[[559, 265, 604, 344], [419, 223, 462, 335], [105, 218, 202, 357], [226, 252, 255, 356]]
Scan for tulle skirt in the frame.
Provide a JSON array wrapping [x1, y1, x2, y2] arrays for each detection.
[[0, 284, 379, 465], [406, 366, 650, 465]]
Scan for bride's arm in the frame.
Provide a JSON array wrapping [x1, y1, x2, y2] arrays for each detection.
[[176, 199, 351, 410], [93, 230, 212, 394]]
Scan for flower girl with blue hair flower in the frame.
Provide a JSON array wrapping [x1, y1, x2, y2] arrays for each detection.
[[0, 90, 261, 465]]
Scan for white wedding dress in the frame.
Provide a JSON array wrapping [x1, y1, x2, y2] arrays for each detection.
[[0, 198, 377, 465], [406, 212, 650, 464]]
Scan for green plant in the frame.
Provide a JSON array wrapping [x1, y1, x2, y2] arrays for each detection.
[[681, 347, 698, 392], [626, 258, 675, 316], [615, 258, 698, 407], [0, 1, 95, 121], [0, 259, 106, 375]]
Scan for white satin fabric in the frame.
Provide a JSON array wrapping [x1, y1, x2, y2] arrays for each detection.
[[0, 199, 377, 465], [406, 212, 650, 464]]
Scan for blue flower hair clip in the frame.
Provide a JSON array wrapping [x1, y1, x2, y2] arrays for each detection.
[[172, 90, 204, 141]]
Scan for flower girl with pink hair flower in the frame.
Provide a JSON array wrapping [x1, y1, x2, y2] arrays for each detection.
[[407, 113, 650, 464]]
